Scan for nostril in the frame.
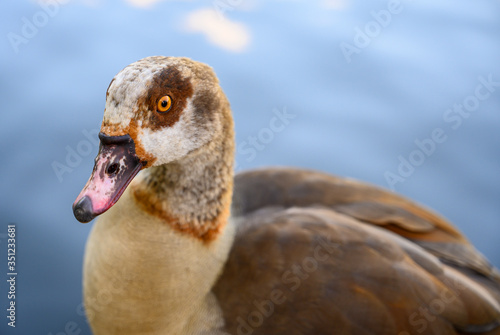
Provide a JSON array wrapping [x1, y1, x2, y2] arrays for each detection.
[[106, 163, 120, 175]]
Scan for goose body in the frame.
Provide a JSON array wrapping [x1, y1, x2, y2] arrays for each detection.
[[73, 56, 500, 335]]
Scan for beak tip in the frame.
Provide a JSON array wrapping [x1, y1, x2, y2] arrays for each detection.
[[73, 196, 95, 223]]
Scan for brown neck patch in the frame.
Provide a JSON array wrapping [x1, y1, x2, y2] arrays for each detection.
[[131, 182, 232, 242]]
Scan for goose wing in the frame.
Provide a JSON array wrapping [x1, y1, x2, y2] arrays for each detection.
[[213, 168, 500, 335]]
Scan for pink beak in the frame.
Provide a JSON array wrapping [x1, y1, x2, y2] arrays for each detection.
[[72, 133, 145, 223]]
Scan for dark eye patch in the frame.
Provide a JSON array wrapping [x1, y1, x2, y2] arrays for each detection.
[[136, 67, 194, 131]]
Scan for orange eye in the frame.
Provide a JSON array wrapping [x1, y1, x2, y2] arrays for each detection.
[[157, 95, 172, 113]]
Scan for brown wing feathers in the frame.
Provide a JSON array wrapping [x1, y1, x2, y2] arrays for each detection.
[[214, 168, 500, 335], [231, 168, 495, 277]]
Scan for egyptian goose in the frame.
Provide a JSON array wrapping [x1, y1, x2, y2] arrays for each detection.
[[73, 56, 500, 335]]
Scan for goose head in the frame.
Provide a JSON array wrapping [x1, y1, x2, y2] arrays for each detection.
[[73, 56, 230, 223]]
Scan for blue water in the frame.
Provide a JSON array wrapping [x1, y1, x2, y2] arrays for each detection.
[[0, 0, 499, 334]]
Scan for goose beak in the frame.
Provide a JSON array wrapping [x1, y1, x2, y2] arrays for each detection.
[[72, 133, 146, 223]]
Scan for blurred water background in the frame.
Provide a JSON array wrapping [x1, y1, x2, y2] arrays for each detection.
[[0, 0, 499, 334]]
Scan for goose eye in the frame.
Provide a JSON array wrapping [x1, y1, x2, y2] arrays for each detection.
[[157, 95, 172, 113]]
